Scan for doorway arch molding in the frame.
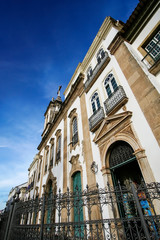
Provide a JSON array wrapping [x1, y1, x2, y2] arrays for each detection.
[[100, 132, 155, 184], [101, 132, 141, 169]]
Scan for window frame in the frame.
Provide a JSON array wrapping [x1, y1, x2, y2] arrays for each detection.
[[91, 91, 101, 114], [104, 73, 118, 99], [55, 129, 61, 165], [68, 108, 79, 151], [97, 48, 105, 64]]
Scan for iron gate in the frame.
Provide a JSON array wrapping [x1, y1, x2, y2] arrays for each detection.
[[1, 181, 160, 240]]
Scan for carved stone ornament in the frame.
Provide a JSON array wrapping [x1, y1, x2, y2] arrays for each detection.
[[69, 154, 79, 165], [68, 108, 77, 118], [55, 129, 61, 136], [93, 111, 132, 144], [49, 137, 55, 144], [91, 161, 98, 174]]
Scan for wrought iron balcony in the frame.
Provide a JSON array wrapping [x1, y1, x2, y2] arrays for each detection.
[[84, 52, 110, 92], [72, 132, 78, 146], [89, 107, 105, 132], [104, 85, 128, 115]]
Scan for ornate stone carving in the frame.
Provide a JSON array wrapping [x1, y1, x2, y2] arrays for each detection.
[[68, 108, 77, 118], [93, 111, 132, 144]]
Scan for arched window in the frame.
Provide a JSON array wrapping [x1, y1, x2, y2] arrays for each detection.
[[91, 92, 101, 113], [56, 135, 61, 163], [97, 48, 105, 63], [45, 151, 49, 173], [50, 144, 54, 167], [72, 117, 78, 146], [38, 160, 42, 181], [104, 73, 118, 98]]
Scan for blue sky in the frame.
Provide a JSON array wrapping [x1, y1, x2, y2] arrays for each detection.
[[0, 0, 139, 209]]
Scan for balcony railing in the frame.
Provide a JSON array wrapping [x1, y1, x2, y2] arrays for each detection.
[[89, 107, 105, 131], [84, 52, 110, 91], [72, 132, 78, 146], [104, 85, 128, 115]]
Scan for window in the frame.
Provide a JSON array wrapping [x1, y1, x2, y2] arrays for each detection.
[[72, 117, 78, 146], [91, 92, 101, 113], [144, 30, 160, 62], [87, 66, 93, 79], [45, 151, 49, 173], [56, 136, 61, 163], [50, 144, 54, 167], [38, 160, 42, 181], [68, 108, 79, 150], [97, 48, 105, 64], [104, 73, 118, 98]]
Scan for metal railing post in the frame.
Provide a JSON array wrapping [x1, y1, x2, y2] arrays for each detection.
[[40, 194, 45, 240], [4, 204, 14, 240], [5, 199, 17, 240], [131, 183, 151, 240]]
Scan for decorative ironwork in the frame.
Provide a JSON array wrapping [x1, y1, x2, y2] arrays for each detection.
[[1, 182, 160, 240], [89, 107, 105, 131], [109, 141, 135, 169], [104, 85, 128, 115], [91, 161, 98, 174], [84, 52, 110, 91]]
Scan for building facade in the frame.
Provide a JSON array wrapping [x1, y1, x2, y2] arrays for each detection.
[[14, 0, 160, 238]]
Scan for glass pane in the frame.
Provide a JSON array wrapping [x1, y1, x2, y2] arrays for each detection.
[[73, 118, 78, 135], [111, 78, 118, 91], [106, 84, 112, 98], [96, 97, 100, 109], [92, 102, 96, 113], [51, 145, 54, 159], [58, 136, 61, 151]]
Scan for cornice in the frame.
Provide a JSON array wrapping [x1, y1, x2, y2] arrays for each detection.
[[63, 63, 82, 97], [122, 0, 160, 43], [64, 17, 123, 98], [81, 17, 121, 71], [108, 33, 124, 55], [28, 154, 39, 171]]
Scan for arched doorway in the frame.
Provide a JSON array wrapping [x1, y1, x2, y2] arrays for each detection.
[[108, 141, 144, 220], [109, 141, 143, 188]]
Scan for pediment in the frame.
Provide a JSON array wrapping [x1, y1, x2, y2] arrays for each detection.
[[93, 111, 132, 144]]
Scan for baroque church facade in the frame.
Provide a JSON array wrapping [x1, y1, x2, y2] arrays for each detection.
[[14, 0, 160, 235]]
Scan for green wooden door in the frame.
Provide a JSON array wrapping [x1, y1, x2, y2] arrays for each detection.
[[73, 172, 84, 237]]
